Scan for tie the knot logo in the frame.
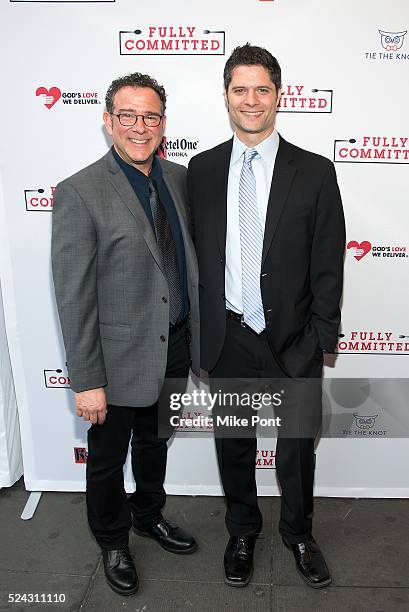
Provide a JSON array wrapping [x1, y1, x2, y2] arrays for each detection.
[[353, 414, 378, 430], [379, 30, 407, 51], [36, 86, 61, 109], [365, 28, 408, 61]]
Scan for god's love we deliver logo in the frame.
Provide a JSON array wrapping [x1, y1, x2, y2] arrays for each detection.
[[35, 86, 101, 110], [347, 240, 408, 262], [119, 26, 225, 55]]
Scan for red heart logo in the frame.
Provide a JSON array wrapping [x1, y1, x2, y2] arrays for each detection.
[[347, 240, 372, 261], [36, 86, 61, 109]]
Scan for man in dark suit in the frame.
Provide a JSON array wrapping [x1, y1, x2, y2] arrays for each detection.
[[188, 45, 345, 588], [52, 73, 200, 596]]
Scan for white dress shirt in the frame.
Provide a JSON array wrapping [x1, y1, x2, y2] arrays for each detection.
[[225, 129, 280, 314]]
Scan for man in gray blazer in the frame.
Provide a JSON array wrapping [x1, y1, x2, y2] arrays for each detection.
[[52, 72, 200, 596]]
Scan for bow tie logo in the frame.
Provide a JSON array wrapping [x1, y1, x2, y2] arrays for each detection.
[[378, 29, 407, 52], [353, 414, 378, 430]]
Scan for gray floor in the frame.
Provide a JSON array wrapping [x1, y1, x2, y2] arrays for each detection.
[[0, 479, 408, 611]]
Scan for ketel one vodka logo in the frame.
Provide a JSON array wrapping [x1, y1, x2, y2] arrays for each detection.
[[74, 448, 88, 464], [157, 136, 199, 160]]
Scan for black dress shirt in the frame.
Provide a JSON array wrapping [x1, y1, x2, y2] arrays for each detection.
[[112, 146, 189, 323]]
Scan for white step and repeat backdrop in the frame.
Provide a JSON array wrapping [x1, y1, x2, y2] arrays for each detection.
[[0, 278, 23, 488], [1, 0, 408, 496]]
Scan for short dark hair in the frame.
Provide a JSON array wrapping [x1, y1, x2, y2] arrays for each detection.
[[105, 72, 167, 114], [223, 43, 281, 92]]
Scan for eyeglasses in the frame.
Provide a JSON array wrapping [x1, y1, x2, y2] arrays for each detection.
[[111, 112, 163, 127]]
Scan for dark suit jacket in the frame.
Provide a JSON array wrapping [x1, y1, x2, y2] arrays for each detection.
[[52, 150, 200, 407], [187, 135, 345, 378]]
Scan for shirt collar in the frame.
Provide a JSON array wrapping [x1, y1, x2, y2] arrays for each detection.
[[111, 145, 162, 182], [231, 129, 280, 165]]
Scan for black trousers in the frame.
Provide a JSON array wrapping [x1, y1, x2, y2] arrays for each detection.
[[86, 322, 190, 550], [211, 317, 322, 544]]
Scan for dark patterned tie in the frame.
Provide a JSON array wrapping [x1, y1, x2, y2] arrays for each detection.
[[148, 178, 182, 324]]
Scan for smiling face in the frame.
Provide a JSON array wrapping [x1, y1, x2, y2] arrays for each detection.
[[225, 64, 281, 147], [103, 85, 166, 175]]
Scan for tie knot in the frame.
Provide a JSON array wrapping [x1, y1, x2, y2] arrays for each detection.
[[243, 148, 258, 164]]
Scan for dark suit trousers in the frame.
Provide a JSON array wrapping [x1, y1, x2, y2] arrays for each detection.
[[211, 317, 322, 544], [86, 322, 190, 550]]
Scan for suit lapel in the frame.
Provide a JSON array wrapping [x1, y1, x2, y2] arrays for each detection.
[[262, 136, 296, 264], [213, 139, 233, 258], [160, 162, 197, 280], [104, 150, 162, 269], [159, 162, 187, 230]]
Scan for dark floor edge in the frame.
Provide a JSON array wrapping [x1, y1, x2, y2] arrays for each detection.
[[270, 584, 409, 590], [0, 569, 97, 578]]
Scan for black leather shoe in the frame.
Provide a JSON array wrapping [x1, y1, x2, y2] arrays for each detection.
[[224, 535, 257, 587], [102, 548, 139, 596], [282, 535, 332, 589], [133, 518, 197, 554]]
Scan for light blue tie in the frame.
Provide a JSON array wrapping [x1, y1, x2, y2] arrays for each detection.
[[238, 148, 266, 334]]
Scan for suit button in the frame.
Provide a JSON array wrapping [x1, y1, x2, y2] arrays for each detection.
[[162, 297, 168, 303], [160, 335, 166, 342]]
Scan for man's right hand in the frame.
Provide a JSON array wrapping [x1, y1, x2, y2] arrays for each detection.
[[75, 388, 107, 425]]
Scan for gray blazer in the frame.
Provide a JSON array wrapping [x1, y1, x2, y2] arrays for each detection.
[[51, 149, 200, 407]]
